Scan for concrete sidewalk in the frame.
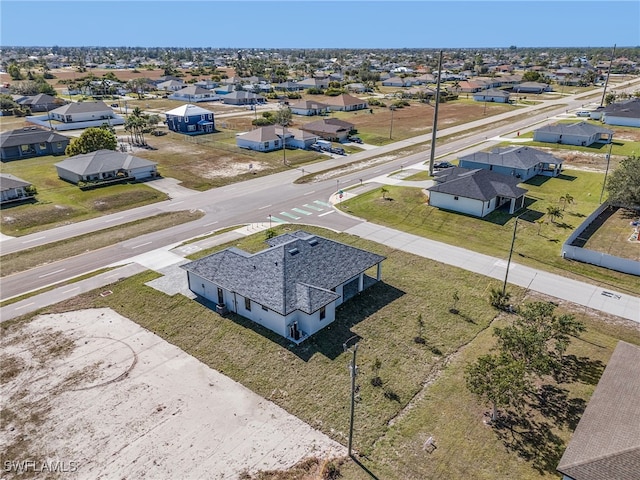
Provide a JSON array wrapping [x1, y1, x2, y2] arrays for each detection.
[[346, 222, 639, 323]]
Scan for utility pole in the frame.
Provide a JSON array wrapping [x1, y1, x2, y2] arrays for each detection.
[[502, 218, 519, 296], [343, 336, 359, 457], [428, 50, 443, 176], [600, 44, 616, 108], [389, 105, 396, 139], [599, 141, 614, 203]]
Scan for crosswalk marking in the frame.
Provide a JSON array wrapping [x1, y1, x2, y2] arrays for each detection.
[[314, 200, 332, 207], [303, 203, 324, 211], [292, 207, 312, 216], [280, 211, 301, 220], [269, 215, 287, 223]]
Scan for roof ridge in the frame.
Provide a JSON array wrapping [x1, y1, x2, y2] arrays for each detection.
[[560, 445, 640, 470]]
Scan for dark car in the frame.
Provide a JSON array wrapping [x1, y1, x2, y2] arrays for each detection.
[[330, 147, 346, 155], [348, 136, 363, 144], [434, 161, 454, 169], [309, 143, 322, 152]]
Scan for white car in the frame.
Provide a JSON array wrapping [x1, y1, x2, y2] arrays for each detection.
[[576, 110, 591, 117]]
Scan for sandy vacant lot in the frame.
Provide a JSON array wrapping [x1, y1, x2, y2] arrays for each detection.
[[1, 308, 345, 479]]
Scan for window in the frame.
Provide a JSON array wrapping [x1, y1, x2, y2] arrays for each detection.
[[245, 297, 251, 311], [39, 143, 46, 149], [56, 142, 62, 149], [187, 125, 196, 132], [320, 306, 326, 320], [454, 196, 459, 200], [201, 114, 206, 120], [264, 142, 269, 148], [20, 144, 29, 152], [274, 140, 280, 147]]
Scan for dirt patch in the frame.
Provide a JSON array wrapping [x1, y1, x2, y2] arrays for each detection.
[[0, 308, 345, 479]]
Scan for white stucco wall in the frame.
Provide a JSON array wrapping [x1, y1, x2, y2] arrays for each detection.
[[429, 191, 488, 217], [603, 115, 640, 127]]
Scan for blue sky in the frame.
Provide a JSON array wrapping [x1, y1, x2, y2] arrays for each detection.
[[1, 0, 638, 49]]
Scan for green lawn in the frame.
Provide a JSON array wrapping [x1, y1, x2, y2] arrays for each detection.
[[340, 170, 640, 295], [5, 224, 638, 479], [1, 155, 167, 236]]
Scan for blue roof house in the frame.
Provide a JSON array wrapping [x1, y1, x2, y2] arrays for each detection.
[[165, 104, 215, 135]]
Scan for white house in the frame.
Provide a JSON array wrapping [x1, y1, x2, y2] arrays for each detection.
[[236, 125, 317, 152], [472, 88, 511, 103], [289, 100, 330, 116], [599, 98, 640, 127], [168, 85, 217, 102], [458, 146, 564, 181], [324, 93, 368, 112], [0, 173, 33, 204], [36, 101, 125, 130], [54, 149, 158, 184], [427, 167, 527, 218], [181, 231, 385, 343]]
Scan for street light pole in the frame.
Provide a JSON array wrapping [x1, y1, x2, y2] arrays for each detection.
[[599, 141, 613, 204], [343, 336, 359, 457]]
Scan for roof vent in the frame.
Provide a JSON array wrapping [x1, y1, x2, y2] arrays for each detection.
[[308, 239, 318, 246], [288, 248, 299, 256]]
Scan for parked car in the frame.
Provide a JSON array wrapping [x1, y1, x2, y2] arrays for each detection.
[[331, 147, 346, 155], [309, 143, 322, 152], [434, 161, 454, 169], [575, 110, 591, 117], [348, 136, 363, 144]]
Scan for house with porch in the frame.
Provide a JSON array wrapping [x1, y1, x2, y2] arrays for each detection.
[[165, 104, 215, 135], [168, 85, 217, 102], [324, 93, 368, 112], [0, 173, 34, 204], [54, 150, 158, 185], [32, 101, 125, 130], [458, 146, 563, 181], [1, 127, 70, 161], [181, 230, 386, 343], [533, 122, 614, 146], [427, 167, 527, 218], [299, 118, 355, 142], [290, 99, 330, 116], [236, 125, 318, 152], [556, 341, 640, 480]]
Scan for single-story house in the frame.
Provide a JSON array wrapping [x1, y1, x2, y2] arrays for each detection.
[[181, 230, 386, 343], [0, 173, 34, 204], [472, 88, 511, 103], [55, 149, 158, 184], [0, 127, 70, 161], [296, 77, 330, 90], [324, 93, 368, 112], [18, 93, 66, 112], [45, 101, 124, 127], [427, 167, 527, 217], [456, 80, 489, 93], [599, 98, 640, 127], [156, 79, 185, 92], [165, 104, 215, 135], [194, 79, 218, 90], [289, 100, 330, 116], [236, 125, 318, 152], [533, 122, 614, 146], [458, 146, 564, 181], [381, 76, 414, 87], [512, 82, 552, 93], [556, 341, 640, 480], [274, 81, 304, 92], [168, 85, 217, 102], [221, 90, 265, 105], [404, 86, 436, 100], [299, 118, 355, 142], [345, 83, 368, 93]]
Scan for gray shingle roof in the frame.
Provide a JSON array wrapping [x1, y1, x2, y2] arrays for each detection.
[[427, 168, 527, 201], [535, 122, 614, 137], [301, 118, 354, 135], [0, 128, 70, 148], [459, 146, 563, 170], [602, 98, 640, 119], [54, 149, 157, 175], [181, 231, 385, 315], [557, 341, 640, 480], [0, 173, 31, 191], [50, 100, 111, 115]]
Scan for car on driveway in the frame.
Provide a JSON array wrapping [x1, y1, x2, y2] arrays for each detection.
[[348, 136, 363, 144], [330, 147, 346, 155]]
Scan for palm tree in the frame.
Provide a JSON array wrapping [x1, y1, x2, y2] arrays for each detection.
[[560, 193, 574, 210], [546, 206, 563, 224]]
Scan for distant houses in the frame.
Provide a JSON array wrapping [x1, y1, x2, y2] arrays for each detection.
[[165, 104, 215, 135], [533, 122, 614, 146], [1, 127, 70, 161]]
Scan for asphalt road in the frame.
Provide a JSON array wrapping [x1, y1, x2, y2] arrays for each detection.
[[2, 81, 640, 301]]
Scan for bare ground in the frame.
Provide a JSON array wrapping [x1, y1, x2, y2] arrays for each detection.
[[0, 308, 345, 479]]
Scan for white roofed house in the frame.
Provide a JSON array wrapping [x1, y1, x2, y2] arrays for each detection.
[[165, 104, 215, 135], [156, 79, 185, 92], [181, 231, 386, 344], [54, 149, 158, 186], [236, 125, 318, 152], [472, 88, 511, 103], [31, 101, 124, 131]]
